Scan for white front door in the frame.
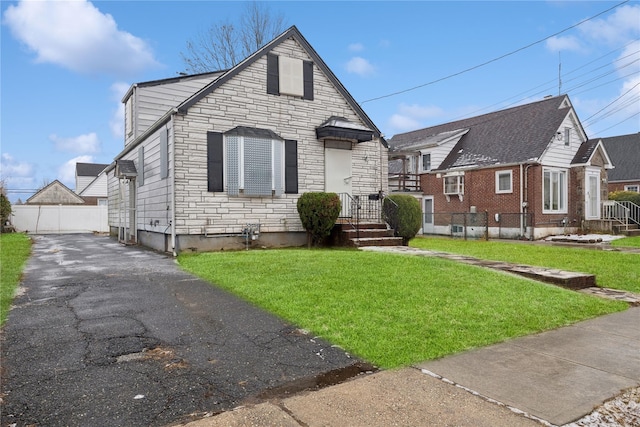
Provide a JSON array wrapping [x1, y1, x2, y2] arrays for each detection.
[[325, 148, 352, 217], [586, 170, 600, 220], [423, 196, 434, 234]]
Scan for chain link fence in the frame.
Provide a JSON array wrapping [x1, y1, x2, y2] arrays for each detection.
[[426, 212, 534, 240]]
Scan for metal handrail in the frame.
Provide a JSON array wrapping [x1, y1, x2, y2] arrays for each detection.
[[602, 201, 630, 228]]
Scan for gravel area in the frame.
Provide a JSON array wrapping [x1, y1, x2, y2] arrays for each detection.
[[564, 386, 640, 427]]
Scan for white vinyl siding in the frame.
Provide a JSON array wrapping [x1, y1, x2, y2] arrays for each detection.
[[125, 74, 221, 146]]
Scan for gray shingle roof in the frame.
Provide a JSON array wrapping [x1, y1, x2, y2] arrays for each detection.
[[572, 139, 600, 165], [389, 95, 573, 170], [76, 163, 108, 177], [601, 133, 640, 181]]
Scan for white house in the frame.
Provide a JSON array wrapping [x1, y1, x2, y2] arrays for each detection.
[[107, 26, 387, 253]]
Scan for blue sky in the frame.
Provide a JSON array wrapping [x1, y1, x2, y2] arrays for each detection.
[[1, 0, 639, 203]]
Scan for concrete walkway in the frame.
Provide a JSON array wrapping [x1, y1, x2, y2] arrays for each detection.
[[183, 245, 640, 427], [184, 307, 640, 427]]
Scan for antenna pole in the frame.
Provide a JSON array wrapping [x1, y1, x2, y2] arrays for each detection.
[[558, 52, 562, 96]]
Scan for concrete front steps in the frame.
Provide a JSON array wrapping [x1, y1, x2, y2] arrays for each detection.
[[332, 222, 403, 247], [615, 223, 640, 237]]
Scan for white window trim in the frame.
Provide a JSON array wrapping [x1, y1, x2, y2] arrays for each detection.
[[495, 170, 513, 194], [421, 152, 432, 172], [624, 184, 639, 192], [542, 167, 568, 214], [443, 173, 464, 201]]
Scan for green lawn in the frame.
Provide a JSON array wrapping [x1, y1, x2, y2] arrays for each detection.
[[179, 248, 627, 369], [611, 235, 640, 248], [411, 237, 640, 294], [1, 233, 32, 325]]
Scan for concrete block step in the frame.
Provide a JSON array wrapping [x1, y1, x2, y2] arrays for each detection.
[[351, 237, 404, 247]]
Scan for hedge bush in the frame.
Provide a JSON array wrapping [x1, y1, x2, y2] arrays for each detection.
[[382, 194, 422, 245], [609, 191, 640, 206], [0, 193, 11, 229], [297, 192, 341, 247]]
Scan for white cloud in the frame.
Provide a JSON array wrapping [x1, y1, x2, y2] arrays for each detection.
[[3, 0, 159, 77], [1, 153, 34, 179], [388, 114, 422, 133], [348, 42, 364, 52], [579, 4, 640, 46], [546, 35, 583, 53], [58, 155, 94, 186], [346, 56, 375, 76], [388, 103, 444, 133], [398, 103, 443, 120], [50, 133, 100, 154], [109, 82, 130, 138]]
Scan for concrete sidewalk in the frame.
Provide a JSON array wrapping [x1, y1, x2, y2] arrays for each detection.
[[183, 307, 640, 427]]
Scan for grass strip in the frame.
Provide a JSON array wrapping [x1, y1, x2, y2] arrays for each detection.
[[411, 237, 640, 294], [611, 236, 640, 248], [179, 248, 626, 369], [1, 233, 32, 325]]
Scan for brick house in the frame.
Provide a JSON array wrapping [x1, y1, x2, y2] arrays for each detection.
[[388, 95, 614, 239], [600, 133, 640, 193], [106, 26, 387, 253]]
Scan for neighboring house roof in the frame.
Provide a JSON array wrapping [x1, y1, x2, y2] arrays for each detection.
[[26, 180, 85, 205], [389, 95, 577, 171], [571, 138, 613, 168], [76, 163, 108, 177], [111, 25, 384, 165], [600, 133, 640, 182], [390, 128, 469, 155]]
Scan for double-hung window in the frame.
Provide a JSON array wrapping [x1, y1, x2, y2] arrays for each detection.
[[207, 127, 297, 196], [422, 153, 431, 172], [543, 168, 567, 213], [444, 174, 464, 195]]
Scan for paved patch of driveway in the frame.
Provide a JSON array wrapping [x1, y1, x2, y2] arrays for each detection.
[[1, 234, 364, 427]]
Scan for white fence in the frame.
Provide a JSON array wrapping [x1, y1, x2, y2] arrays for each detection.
[[10, 205, 109, 234]]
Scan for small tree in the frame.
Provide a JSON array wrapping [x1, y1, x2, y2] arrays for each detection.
[[297, 192, 341, 247], [181, 2, 287, 73], [382, 194, 422, 245], [0, 193, 11, 230]]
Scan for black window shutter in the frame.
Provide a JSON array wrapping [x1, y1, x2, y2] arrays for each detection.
[[207, 132, 223, 192], [303, 61, 314, 100], [267, 54, 279, 95], [285, 139, 298, 194]]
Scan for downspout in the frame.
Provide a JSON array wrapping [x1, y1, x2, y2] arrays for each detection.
[[169, 115, 177, 256], [520, 164, 524, 236], [522, 163, 533, 238]]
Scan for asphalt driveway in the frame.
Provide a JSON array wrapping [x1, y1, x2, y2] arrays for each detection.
[[0, 234, 365, 427]]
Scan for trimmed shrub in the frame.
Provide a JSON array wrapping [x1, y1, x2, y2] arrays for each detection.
[[0, 194, 11, 229], [609, 191, 640, 206], [382, 194, 421, 245], [297, 192, 341, 247]]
